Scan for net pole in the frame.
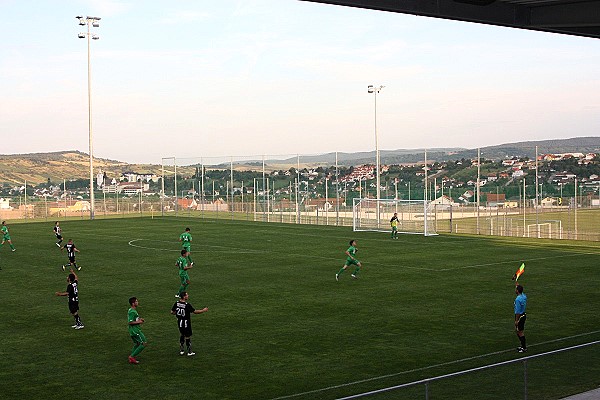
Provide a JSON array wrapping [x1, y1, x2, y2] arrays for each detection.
[[230, 157, 234, 220], [424, 199, 428, 236], [295, 177, 299, 224], [353, 198, 357, 231], [574, 178, 578, 240], [242, 180, 245, 220], [262, 155, 266, 222], [535, 145, 539, 238], [477, 148, 480, 235], [201, 161, 204, 218], [295, 155, 300, 223], [325, 177, 329, 226], [161, 161, 164, 217], [336, 151, 339, 226], [424, 150, 428, 202], [289, 181, 292, 223]]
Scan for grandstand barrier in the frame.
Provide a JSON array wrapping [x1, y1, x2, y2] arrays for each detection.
[[336, 340, 600, 400]]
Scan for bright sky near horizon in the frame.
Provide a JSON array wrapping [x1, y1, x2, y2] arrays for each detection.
[[1, 0, 599, 164]]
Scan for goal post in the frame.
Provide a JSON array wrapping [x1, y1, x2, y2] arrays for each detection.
[[526, 220, 563, 239], [352, 198, 437, 236]]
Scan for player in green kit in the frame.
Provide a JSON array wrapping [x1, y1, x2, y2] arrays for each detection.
[[176, 249, 193, 298], [128, 297, 147, 364], [336, 239, 361, 281], [1, 221, 16, 252], [179, 227, 194, 267]]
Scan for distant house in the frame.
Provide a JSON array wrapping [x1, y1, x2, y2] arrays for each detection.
[[114, 181, 150, 195], [49, 201, 91, 215], [177, 198, 198, 209], [339, 165, 375, 183], [458, 190, 474, 203], [541, 197, 557, 207], [305, 197, 345, 211], [485, 193, 506, 207], [502, 158, 520, 166], [429, 195, 455, 210], [0, 198, 11, 210]]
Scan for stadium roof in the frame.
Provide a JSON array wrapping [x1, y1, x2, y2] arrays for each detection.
[[301, 0, 600, 40]]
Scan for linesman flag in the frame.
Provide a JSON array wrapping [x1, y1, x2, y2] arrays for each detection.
[[512, 263, 525, 282]]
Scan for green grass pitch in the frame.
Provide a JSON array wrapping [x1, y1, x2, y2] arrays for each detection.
[[0, 217, 599, 399]]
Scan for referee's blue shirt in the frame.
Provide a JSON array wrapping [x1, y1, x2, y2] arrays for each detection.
[[514, 293, 527, 314]]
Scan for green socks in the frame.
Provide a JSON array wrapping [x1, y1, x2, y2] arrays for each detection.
[[131, 344, 145, 357], [178, 283, 188, 295]]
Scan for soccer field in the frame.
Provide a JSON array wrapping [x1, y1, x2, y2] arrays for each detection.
[[0, 217, 599, 399]]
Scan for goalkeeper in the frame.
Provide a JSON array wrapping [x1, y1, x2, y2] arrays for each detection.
[[390, 213, 399, 239]]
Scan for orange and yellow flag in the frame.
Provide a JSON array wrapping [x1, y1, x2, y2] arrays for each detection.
[[512, 263, 525, 281]]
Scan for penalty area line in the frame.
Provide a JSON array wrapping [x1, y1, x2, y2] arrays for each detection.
[[268, 330, 600, 400]]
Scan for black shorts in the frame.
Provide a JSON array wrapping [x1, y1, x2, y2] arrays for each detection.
[[178, 326, 193, 337], [516, 314, 526, 331], [69, 301, 79, 314], [56, 234, 63, 240], [68, 256, 76, 264]]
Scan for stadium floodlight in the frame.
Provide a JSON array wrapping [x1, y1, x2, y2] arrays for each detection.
[[76, 15, 101, 220], [367, 84, 384, 227]]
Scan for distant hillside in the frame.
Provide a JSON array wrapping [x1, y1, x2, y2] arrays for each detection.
[[1, 137, 598, 185], [261, 137, 599, 166], [459, 137, 600, 160], [0, 151, 163, 185]]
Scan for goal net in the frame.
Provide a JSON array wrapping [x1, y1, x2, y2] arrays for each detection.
[[353, 198, 437, 236], [526, 220, 563, 239]]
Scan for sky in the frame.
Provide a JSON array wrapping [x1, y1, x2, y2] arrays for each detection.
[[1, 0, 599, 164]]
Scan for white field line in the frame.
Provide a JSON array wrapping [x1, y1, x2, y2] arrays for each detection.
[[125, 238, 598, 273], [439, 252, 600, 272], [127, 239, 262, 254], [126, 239, 440, 271], [269, 330, 600, 400]]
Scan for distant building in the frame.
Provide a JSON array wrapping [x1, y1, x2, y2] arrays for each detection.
[[339, 165, 375, 183], [0, 198, 12, 210], [485, 193, 506, 207]]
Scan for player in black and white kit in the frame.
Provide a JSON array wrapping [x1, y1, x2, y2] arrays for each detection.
[[170, 291, 208, 356], [53, 221, 63, 247], [61, 239, 80, 271], [55, 269, 84, 329]]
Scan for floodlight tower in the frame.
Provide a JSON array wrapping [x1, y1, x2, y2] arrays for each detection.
[[76, 15, 101, 219], [367, 85, 384, 202], [368, 85, 384, 227]]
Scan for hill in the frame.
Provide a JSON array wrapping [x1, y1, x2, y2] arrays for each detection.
[[1, 137, 598, 185], [275, 136, 600, 166], [0, 151, 163, 185]]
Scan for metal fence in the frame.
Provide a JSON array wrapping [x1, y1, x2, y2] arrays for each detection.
[[335, 340, 600, 400], [1, 196, 599, 241]]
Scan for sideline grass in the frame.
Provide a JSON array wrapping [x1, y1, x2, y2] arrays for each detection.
[[0, 217, 599, 399]]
